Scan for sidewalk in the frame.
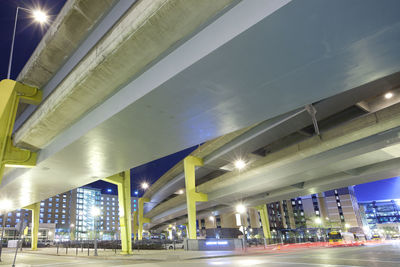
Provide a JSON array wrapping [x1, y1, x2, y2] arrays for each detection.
[[5, 241, 364, 262], [6, 247, 238, 261]]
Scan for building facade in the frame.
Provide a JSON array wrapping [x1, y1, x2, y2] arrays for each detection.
[[166, 186, 364, 241], [0, 187, 138, 242], [359, 200, 400, 232]]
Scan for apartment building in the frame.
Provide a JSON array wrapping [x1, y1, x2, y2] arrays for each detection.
[[0, 187, 138, 242]]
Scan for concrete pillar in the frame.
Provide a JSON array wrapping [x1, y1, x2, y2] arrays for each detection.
[[132, 210, 138, 240], [183, 156, 208, 239], [138, 198, 150, 240], [257, 204, 272, 239], [24, 203, 40, 250], [103, 171, 132, 254]]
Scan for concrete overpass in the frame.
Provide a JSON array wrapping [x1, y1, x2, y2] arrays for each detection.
[[1, 0, 400, 251], [142, 80, 400, 231]]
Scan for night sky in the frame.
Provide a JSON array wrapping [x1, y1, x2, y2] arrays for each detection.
[[1, 0, 399, 201]]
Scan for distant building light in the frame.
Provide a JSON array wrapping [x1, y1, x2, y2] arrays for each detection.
[[134, 191, 138, 195], [107, 189, 112, 193]]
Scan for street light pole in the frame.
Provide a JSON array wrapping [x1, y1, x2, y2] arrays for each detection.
[[7, 6, 48, 79], [7, 7, 21, 79], [0, 214, 6, 262], [94, 216, 98, 256], [91, 206, 100, 256]]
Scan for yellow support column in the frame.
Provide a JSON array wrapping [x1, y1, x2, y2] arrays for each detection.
[[102, 171, 132, 254], [184, 156, 208, 240], [132, 210, 138, 240], [256, 205, 271, 239], [0, 79, 42, 184], [24, 203, 40, 250], [138, 198, 150, 240]]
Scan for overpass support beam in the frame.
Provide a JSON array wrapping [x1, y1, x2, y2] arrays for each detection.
[[138, 198, 150, 240], [184, 156, 208, 240], [256, 205, 271, 239], [24, 203, 40, 250], [0, 80, 42, 184], [102, 171, 132, 254]]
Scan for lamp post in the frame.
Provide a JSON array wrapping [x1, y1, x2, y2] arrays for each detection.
[[314, 217, 322, 242], [0, 199, 12, 262], [235, 204, 247, 249], [91, 207, 100, 256], [7, 6, 48, 79]]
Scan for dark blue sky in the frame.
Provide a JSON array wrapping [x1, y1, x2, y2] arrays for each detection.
[[354, 177, 400, 201], [0, 0, 67, 80], [1, 0, 399, 201]]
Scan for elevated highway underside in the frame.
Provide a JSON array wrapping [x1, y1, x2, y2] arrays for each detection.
[[1, 0, 400, 213], [145, 88, 400, 229]]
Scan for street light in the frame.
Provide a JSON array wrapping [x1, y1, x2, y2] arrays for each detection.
[[7, 7, 49, 79], [314, 217, 323, 242], [0, 199, 12, 262], [141, 182, 149, 190], [91, 207, 100, 256], [235, 204, 246, 214], [385, 92, 394, 99], [234, 159, 247, 170]]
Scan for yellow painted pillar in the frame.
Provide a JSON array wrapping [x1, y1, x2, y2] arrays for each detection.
[[24, 203, 40, 250], [70, 226, 75, 241], [138, 198, 150, 240], [0, 79, 42, 185], [132, 210, 138, 240], [184, 156, 208, 240], [102, 171, 132, 254], [256, 205, 271, 239]]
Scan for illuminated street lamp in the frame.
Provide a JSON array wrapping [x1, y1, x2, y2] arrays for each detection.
[[234, 159, 247, 170], [7, 6, 49, 79], [0, 199, 12, 262], [91, 207, 100, 256], [385, 92, 393, 99], [314, 217, 323, 242], [141, 182, 149, 190], [235, 204, 246, 214]]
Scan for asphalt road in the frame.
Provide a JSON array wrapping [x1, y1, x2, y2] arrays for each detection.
[[1, 242, 400, 266]]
